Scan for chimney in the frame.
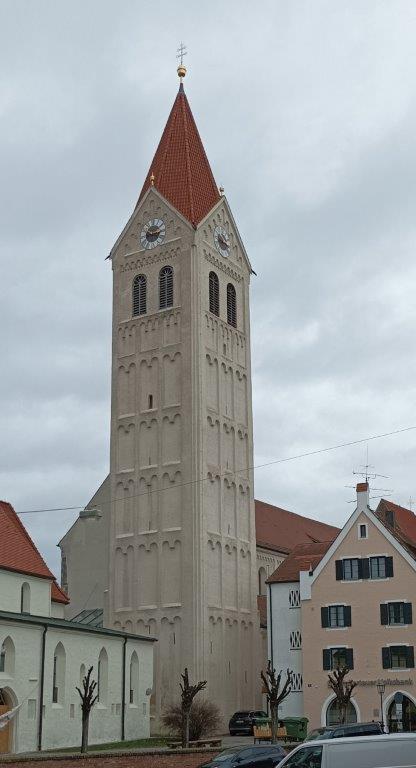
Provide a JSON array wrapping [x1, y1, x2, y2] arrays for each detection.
[[356, 481, 369, 509]]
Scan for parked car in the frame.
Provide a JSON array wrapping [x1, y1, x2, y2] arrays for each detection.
[[200, 744, 287, 768], [275, 733, 416, 768], [306, 721, 383, 740], [229, 710, 269, 735]]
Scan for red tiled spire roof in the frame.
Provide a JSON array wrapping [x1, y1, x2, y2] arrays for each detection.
[[137, 83, 220, 227], [0, 500, 69, 603]]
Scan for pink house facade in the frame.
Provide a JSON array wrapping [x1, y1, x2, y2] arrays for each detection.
[[267, 484, 416, 732]]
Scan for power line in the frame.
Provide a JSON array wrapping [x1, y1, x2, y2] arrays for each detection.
[[16, 424, 416, 515]]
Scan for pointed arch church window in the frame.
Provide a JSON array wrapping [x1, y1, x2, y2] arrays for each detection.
[[227, 283, 237, 328], [159, 266, 173, 309], [133, 274, 147, 316], [209, 271, 219, 316]]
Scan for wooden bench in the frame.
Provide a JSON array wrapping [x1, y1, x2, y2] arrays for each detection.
[[168, 738, 222, 749], [253, 725, 287, 743]]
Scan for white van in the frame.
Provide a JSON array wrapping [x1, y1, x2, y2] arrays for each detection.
[[275, 733, 416, 768]]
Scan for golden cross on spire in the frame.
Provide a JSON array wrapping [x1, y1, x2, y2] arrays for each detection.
[[177, 42, 187, 66], [176, 42, 187, 81]]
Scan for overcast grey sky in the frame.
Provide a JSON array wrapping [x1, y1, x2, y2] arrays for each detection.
[[1, 0, 416, 576]]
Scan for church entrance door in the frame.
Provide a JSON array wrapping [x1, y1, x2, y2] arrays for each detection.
[[0, 690, 12, 754]]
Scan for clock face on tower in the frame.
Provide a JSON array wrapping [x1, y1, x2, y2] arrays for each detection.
[[140, 218, 166, 250], [213, 225, 230, 257]]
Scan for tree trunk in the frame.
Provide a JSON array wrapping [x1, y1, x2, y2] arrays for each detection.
[[81, 711, 89, 753], [340, 704, 346, 725], [270, 703, 278, 744], [181, 708, 190, 748]]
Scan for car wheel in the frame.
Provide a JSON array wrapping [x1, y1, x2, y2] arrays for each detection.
[[229, 730, 236, 736]]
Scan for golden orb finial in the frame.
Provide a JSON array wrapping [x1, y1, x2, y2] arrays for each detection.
[[176, 43, 187, 82]]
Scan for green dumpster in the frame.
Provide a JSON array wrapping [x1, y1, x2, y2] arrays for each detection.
[[281, 717, 309, 742]]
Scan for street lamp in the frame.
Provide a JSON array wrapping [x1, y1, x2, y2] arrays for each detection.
[[377, 681, 385, 730]]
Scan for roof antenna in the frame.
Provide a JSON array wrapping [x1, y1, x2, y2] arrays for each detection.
[[177, 42, 187, 83], [345, 446, 392, 502]]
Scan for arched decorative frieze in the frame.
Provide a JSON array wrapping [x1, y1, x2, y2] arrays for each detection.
[[203, 249, 242, 282], [163, 311, 181, 346], [118, 363, 136, 416], [118, 324, 136, 357], [138, 473, 158, 532], [207, 415, 220, 467], [161, 470, 182, 530], [137, 542, 158, 607], [115, 479, 135, 536], [223, 544, 238, 609], [205, 354, 219, 411], [207, 539, 222, 608], [162, 351, 182, 407], [222, 422, 235, 472], [237, 484, 251, 542], [117, 423, 135, 472], [223, 479, 236, 537], [138, 418, 158, 469], [206, 473, 221, 533], [120, 245, 181, 274], [235, 369, 248, 425], [162, 413, 181, 465], [221, 362, 234, 419], [161, 540, 181, 606]]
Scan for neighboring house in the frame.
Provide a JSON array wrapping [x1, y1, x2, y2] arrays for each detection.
[[0, 501, 155, 754], [267, 540, 337, 719], [267, 483, 416, 732]]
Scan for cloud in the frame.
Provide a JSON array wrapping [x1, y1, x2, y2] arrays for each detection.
[[1, 0, 416, 576]]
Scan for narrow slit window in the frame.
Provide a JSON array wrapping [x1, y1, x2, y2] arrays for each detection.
[[148, 394, 153, 409], [209, 271, 219, 316], [159, 266, 173, 309], [227, 283, 237, 328], [133, 274, 147, 316]]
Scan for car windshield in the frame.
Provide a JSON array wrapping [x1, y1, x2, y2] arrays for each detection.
[[282, 745, 322, 767], [306, 728, 326, 740], [214, 750, 238, 761], [233, 712, 250, 717]]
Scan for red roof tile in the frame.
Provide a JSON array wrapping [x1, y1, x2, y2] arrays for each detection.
[[376, 499, 416, 546], [0, 501, 69, 603], [267, 540, 334, 583], [51, 581, 70, 604], [137, 84, 220, 226], [255, 499, 340, 554]]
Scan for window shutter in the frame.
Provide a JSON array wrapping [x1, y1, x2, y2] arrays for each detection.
[[346, 649, 354, 670], [321, 607, 329, 628], [344, 606, 352, 627], [380, 604, 389, 625], [335, 560, 343, 580], [361, 558, 370, 579], [404, 603, 413, 625], [382, 647, 391, 669], [323, 649, 331, 671], [385, 556, 394, 577], [406, 646, 415, 668]]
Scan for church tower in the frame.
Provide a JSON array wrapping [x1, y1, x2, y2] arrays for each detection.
[[106, 65, 258, 724]]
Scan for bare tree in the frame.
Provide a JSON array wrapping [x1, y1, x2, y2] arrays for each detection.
[[180, 667, 207, 748], [76, 666, 98, 753], [327, 666, 357, 725], [261, 662, 292, 743]]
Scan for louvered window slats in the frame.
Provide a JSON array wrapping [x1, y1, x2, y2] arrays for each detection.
[[160, 266, 173, 309], [227, 283, 237, 328], [209, 271, 219, 316], [133, 274, 147, 316]]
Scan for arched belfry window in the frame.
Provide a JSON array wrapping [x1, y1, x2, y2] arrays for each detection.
[[159, 266, 173, 310], [227, 283, 237, 328], [133, 274, 147, 316], [209, 271, 219, 316]]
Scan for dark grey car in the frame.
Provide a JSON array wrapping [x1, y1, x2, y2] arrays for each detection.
[[306, 721, 383, 740], [200, 745, 287, 768]]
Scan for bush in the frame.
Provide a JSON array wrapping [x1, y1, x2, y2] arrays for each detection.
[[162, 699, 222, 741]]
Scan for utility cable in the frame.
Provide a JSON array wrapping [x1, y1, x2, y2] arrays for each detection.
[[15, 424, 416, 515]]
